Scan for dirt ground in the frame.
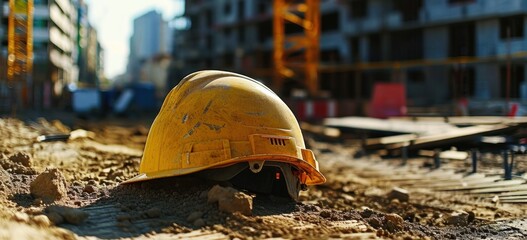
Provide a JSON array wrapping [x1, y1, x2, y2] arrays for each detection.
[[1, 116, 527, 239]]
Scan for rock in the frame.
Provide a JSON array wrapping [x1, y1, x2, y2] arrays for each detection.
[[193, 218, 206, 227], [30, 168, 68, 203], [385, 213, 405, 232], [116, 214, 131, 222], [13, 212, 29, 223], [46, 205, 89, 225], [187, 211, 203, 222], [145, 207, 162, 218], [83, 185, 97, 193], [444, 211, 469, 226], [9, 152, 32, 167], [208, 185, 253, 215], [320, 210, 332, 218], [360, 207, 374, 218], [0, 167, 13, 193], [207, 185, 237, 203], [387, 187, 409, 202], [33, 215, 51, 227], [218, 192, 253, 216], [46, 212, 64, 225]]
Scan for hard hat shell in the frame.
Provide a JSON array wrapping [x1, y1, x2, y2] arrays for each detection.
[[123, 70, 326, 186]]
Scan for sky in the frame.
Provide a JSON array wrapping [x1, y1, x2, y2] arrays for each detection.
[[85, 0, 184, 80]]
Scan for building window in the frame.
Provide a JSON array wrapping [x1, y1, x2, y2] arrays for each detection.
[[348, 0, 367, 19], [34, 0, 48, 5], [449, 22, 475, 57], [448, 0, 475, 4], [449, 67, 475, 98], [390, 29, 423, 60], [257, 20, 272, 42], [237, 0, 244, 20], [224, 2, 232, 15], [407, 69, 425, 83], [33, 19, 48, 28], [368, 34, 382, 62], [394, 0, 422, 22], [500, 65, 525, 98], [321, 12, 339, 33], [500, 15, 524, 39]]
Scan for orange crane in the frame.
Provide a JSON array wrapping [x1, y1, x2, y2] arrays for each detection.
[[273, 0, 320, 96], [7, 0, 33, 108]]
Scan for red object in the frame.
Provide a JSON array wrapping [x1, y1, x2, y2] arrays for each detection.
[[508, 103, 518, 117], [286, 99, 337, 120], [369, 83, 407, 119]]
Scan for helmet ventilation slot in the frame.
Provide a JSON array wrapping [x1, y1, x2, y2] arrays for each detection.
[[269, 138, 286, 146]]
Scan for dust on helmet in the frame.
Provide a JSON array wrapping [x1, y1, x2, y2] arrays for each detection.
[[123, 70, 326, 200]]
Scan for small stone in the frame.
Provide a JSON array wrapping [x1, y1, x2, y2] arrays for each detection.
[[46, 212, 64, 225], [218, 191, 253, 216], [145, 207, 162, 218], [208, 185, 253, 215], [320, 210, 331, 218], [13, 212, 29, 223], [387, 187, 409, 202], [207, 185, 238, 203], [360, 207, 374, 218], [83, 185, 97, 193], [385, 213, 405, 232], [30, 168, 68, 203], [193, 218, 206, 227], [9, 152, 32, 167], [116, 214, 131, 222], [187, 211, 203, 222], [32, 198, 44, 206], [46, 205, 88, 225], [445, 211, 469, 226], [33, 215, 51, 227]]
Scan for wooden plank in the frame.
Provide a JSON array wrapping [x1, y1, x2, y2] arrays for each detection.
[[497, 190, 527, 197], [469, 183, 527, 194], [387, 124, 517, 150], [324, 117, 458, 136], [418, 149, 469, 160], [420, 176, 501, 189], [300, 122, 341, 139], [495, 195, 527, 200], [440, 179, 525, 191]]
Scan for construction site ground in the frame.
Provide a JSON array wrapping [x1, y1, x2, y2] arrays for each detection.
[[1, 115, 527, 239]]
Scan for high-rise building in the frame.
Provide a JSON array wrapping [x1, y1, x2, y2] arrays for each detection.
[[128, 10, 172, 83], [0, 0, 104, 110], [172, 0, 527, 116], [0, 0, 79, 109]]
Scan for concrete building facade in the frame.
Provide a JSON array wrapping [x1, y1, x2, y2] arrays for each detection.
[[172, 0, 527, 115], [1, 0, 79, 108], [128, 10, 172, 83]]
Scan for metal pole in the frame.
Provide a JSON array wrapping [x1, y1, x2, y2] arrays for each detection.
[[471, 148, 478, 173], [434, 149, 441, 169], [503, 150, 512, 180]]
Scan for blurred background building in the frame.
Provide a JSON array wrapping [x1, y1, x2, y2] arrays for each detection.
[[171, 0, 527, 116], [0, 0, 104, 111]]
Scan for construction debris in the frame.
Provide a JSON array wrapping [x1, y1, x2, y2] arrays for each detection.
[[1, 117, 527, 239]]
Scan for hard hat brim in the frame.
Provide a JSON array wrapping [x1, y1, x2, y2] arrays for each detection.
[[121, 154, 326, 185]]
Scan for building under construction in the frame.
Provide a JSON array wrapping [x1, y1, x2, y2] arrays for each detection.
[[171, 0, 527, 117], [0, 0, 103, 111]]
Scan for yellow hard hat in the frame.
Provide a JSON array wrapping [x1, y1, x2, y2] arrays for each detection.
[[123, 70, 326, 199]]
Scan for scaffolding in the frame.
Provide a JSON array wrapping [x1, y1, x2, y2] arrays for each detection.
[[273, 0, 320, 96]]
